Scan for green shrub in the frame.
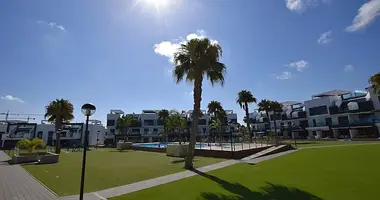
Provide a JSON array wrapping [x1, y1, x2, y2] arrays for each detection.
[[16, 138, 46, 153]]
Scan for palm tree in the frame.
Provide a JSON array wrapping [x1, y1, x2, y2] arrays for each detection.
[[209, 119, 222, 145], [116, 115, 134, 142], [236, 90, 257, 139], [166, 114, 187, 144], [269, 101, 283, 135], [158, 109, 170, 141], [207, 101, 223, 117], [257, 99, 272, 132], [45, 98, 74, 154], [173, 38, 226, 169], [369, 72, 380, 94], [207, 100, 227, 125], [158, 109, 170, 121]]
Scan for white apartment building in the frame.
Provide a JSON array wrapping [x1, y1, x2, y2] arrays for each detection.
[[249, 87, 380, 139], [105, 109, 238, 144], [0, 119, 106, 148]]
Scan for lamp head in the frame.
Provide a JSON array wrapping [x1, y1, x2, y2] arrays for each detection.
[[81, 103, 96, 116]]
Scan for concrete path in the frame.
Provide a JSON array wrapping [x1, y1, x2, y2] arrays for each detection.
[[243, 150, 298, 164], [0, 151, 58, 200]]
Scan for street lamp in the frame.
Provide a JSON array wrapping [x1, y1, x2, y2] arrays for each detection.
[[79, 103, 96, 200]]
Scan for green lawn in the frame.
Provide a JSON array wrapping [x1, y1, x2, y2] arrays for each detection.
[[23, 149, 225, 196], [111, 144, 380, 200], [282, 139, 379, 148]]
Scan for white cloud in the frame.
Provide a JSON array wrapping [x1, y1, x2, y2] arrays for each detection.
[[154, 41, 181, 63], [344, 64, 354, 72], [346, 0, 380, 32], [286, 60, 309, 72], [285, 0, 329, 13], [276, 71, 293, 80], [37, 20, 66, 32], [0, 95, 24, 103], [153, 30, 218, 63], [317, 30, 332, 44]]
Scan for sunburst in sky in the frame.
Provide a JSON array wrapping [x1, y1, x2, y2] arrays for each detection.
[[133, 0, 178, 14]]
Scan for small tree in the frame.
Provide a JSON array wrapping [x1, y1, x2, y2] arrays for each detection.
[[369, 72, 380, 94]]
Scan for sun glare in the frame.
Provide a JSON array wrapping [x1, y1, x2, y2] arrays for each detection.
[[134, 0, 172, 14]]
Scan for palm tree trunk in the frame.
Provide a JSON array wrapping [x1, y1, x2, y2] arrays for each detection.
[[55, 119, 62, 154], [185, 77, 202, 169], [244, 103, 251, 141]]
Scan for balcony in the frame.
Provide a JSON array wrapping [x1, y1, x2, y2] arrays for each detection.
[[330, 116, 379, 128], [281, 111, 307, 120], [329, 101, 374, 115]]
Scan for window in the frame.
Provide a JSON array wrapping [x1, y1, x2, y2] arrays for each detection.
[[48, 131, 54, 137], [110, 129, 115, 134], [300, 120, 308, 128], [153, 128, 158, 132], [229, 119, 237, 124], [202, 128, 207, 133], [144, 128, 149, 132], [325, 118, 332, 126], [144, 120, 154, 126], [37, 131, 43, 138], [313, 119, 316, 127], [198, 119, 207, 125], [309, 106, 328, 116], [338, 116, 349, 126], [107, 120, 115, 126], [270, 114, 281, 120], [157, 119, 165, 125]]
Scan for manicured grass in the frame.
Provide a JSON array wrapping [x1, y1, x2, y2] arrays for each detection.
[[282, 139, 379, 148], [23, 149, 225, 196], [111, 144, 380, 200]]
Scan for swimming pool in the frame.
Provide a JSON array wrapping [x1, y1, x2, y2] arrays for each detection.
[[133, 142, 229, 149]]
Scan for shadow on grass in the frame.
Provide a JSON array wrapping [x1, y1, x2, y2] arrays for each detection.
[[191, 169, 322, 200]]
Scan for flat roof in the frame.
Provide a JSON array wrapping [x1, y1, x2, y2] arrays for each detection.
[[312, 90, 350, 98], [281, 101, 302, 106]]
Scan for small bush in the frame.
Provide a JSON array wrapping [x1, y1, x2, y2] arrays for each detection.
[[16, 138, 46, 153]]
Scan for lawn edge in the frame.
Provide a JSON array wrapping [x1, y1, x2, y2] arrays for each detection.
[[21, 165, 60, 197]]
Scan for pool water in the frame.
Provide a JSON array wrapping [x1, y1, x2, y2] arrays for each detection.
[[133, 143, 228, 149]]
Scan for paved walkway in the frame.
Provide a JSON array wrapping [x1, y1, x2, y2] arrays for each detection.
[[0, 151, 58, 200]]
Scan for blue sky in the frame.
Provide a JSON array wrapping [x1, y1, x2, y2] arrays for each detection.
[[1, 0, 379, 124]]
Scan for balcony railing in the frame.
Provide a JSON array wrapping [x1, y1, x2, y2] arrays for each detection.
[[329, 101, 374, 115], [281, 111, 307, 120], [331, 116, 379, 128]]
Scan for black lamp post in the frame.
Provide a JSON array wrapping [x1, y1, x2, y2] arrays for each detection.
[[79, 103, 96, 200]]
